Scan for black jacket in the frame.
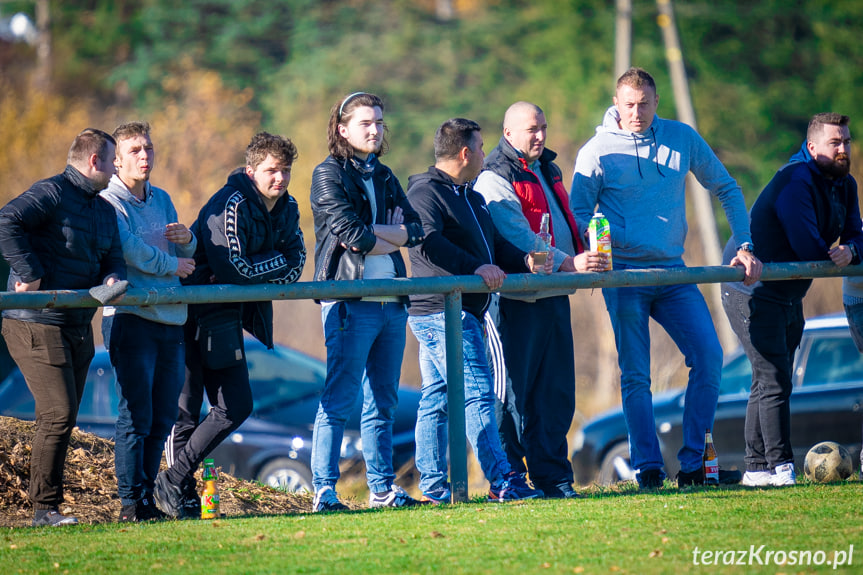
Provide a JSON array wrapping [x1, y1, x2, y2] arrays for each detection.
[[310, 155, 423, 302], [184, 168, 306, 348], [0, 165, 126, 326], [407, 166, 528, 319]]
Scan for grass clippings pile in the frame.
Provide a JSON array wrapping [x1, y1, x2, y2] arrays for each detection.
[[0, 416, 347, 528]]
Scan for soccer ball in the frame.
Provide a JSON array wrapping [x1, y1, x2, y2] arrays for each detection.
[[803, 441, 854, 483]]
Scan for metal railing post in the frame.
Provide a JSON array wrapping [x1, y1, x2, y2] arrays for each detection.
[[444, 289, 468, 503]]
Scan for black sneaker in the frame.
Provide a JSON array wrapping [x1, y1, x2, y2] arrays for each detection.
[[33, 509, 78, 527], [178, 478, 201, 520], [540, 482, 582, 499], [637, 468, 665, 490], [676, 468, 704, 487], [153, 471, 184, 518], [118, 503, 138, 523], [137, 494, 167, 521], [678, 468, 743, 487], [718, 469, 742, 485]]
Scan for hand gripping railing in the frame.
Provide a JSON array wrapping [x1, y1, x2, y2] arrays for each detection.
[[2, 261, 862, 502]]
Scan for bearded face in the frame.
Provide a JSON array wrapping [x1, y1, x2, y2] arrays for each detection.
[[816, 152, 851, 179], [809, 123, 852, 180]]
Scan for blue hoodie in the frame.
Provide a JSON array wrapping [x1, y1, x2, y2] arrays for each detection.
[[571, 106, 751, 267], [100, 174, 196, 325]]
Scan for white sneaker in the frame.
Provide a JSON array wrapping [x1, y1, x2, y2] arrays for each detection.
[[368, 485, 421, 508], [741, 471, 772, 487], [769, 463, 796, 486]]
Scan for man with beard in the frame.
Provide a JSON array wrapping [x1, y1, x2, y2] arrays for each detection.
[[721, 112, 863, 487], [0, 129, 126, 526], [100, 121, 196, 522]]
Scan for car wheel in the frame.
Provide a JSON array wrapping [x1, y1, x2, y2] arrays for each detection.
[[598, 442, 636, 485], [257, 458, 313, 493]]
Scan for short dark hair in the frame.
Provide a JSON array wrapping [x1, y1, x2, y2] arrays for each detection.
[[327, 92, 389, 160], [434, 118, 481, 161], [246, 132, 298, 170], [67, 128, 115, 166], [807, 113, 850, 142], [617, 67, 657, 93], [112, 121, 151, 143]]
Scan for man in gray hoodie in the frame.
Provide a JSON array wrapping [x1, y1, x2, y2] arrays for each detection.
[[571, 67, 761, 488], [100, 121, 196, 521]]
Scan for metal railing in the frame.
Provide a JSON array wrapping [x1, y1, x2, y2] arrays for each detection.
[[2, 260, 861, 502]]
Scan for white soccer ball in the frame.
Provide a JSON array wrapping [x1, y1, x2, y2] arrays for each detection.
[[803, 441, 854, 483]]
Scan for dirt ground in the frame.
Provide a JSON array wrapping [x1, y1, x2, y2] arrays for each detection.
[[0, 416, 365, 528]]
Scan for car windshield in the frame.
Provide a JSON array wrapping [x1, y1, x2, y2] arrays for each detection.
[[800, 333, 863, 387], [246, 344, 326, 414], [719, 351, 752, 396]]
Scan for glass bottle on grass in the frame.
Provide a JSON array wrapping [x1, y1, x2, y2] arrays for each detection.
[[703, 429, 719, 486]]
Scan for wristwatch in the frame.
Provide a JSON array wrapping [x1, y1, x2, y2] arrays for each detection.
[[737, 242, 754, 254], [848, 243, 859, 262]]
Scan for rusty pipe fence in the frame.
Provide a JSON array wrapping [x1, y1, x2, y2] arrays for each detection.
[[2, 261, 862, 503]]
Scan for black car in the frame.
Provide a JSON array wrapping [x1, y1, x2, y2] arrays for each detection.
[[0, 337, 421, 492], [572, 313, 863, 485]]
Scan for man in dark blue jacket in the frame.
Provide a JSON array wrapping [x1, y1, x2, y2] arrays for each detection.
[[0, 128, 126, 526], [722, 113, 863, 487], [407, 118, 546, 503], [155, 132, 305, 518]]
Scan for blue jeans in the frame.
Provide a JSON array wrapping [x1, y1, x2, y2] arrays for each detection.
[[312, 301, 406, 494], [109, 313, 185, 505], [603, 265, 723, 478], [408, 312, 510, 493]]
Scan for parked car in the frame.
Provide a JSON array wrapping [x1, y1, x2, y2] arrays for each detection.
[[0, 337, 421, 492], [572, 313, 863, 485]]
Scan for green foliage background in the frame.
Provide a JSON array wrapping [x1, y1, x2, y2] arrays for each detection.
[[8, 0, 860, 214]]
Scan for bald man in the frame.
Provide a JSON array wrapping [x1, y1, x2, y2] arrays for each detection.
[[474, 102, 604, 499]]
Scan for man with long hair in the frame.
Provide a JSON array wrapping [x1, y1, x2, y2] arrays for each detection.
[[309, 92, 424, 511]]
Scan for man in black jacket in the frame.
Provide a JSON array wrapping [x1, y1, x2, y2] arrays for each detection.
[[309, 92, 424, 511], [155, 132, 305, 518], [0, 128, 126, 526], [722, 113, 863, 487], [407, 118, 546, 503]]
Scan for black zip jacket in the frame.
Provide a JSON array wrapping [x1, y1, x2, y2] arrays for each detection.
[[310, 155, 424, 303], [183, 168, 306, 348], [407, 166, 528, 319], [0, 165, 126, 326]]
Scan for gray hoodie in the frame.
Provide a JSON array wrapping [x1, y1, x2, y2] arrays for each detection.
[[100, 174, 196, 325], [571, 106, 751, 267]]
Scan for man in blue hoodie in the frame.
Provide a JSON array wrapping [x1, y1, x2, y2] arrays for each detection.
[[721, 113, 863, 487], [100, 121, 197, 522], [571, 67, 762, 489]]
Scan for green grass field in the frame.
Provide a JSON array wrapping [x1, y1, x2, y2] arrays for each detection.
[[2, 482, 861, 574]]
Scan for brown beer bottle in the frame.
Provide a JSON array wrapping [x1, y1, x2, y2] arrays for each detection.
[[703, 429, 719, 486]]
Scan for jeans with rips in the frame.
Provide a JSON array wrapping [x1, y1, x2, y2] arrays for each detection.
[[602, 265, 723, 478], [723, 286, 803, 471], [408, 311, 510, 493], [312, 301, 406, 494], [109, 313, 185, 505]]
